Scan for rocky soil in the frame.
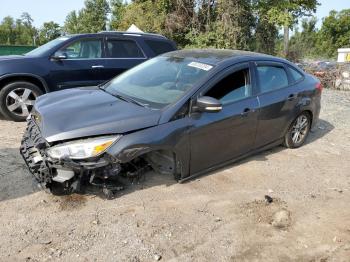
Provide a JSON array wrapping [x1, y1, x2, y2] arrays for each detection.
[[0, 89, 349, 261]]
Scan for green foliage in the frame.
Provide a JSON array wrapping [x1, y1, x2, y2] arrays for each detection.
[[317, 9, 350, 58], [112, 0, 166, 33], [79, 0, 110, 33], [289, 17, 319, 60], [38, 22, 61, 45], [0, 0, 348, 60], [0, 13, 37, 46], [289, 9, 350, 60], [64, 0, 110, 34], [64, 11, 82, 34], [262, 0, 319, 27]]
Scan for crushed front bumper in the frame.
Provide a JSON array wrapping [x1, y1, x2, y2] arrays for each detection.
[[20, 117, 53, 185], [20, 118, 120, 193]]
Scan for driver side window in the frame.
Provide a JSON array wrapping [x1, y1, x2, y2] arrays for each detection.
[[205, 66, 251, 104], [60, 39, 102, 59]]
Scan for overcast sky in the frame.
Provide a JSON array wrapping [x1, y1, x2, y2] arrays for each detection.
[[0, 0, 348, 28]]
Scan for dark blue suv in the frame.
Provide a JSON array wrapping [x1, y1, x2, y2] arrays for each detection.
[[0, 32, 176, 121]]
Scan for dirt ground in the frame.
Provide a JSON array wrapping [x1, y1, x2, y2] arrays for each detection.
[[0, 89, 349, 262]]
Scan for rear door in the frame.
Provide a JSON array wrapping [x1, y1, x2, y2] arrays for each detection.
[[102, 37, 147, 80], [49, 37, 106, 89], [254, 61, 301, 148], [189, 63, 259, 174]]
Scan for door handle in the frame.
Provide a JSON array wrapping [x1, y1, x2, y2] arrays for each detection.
[[241, 108, 253, 117], [287, 94, 297, 101], [91, 65, 104, 69]]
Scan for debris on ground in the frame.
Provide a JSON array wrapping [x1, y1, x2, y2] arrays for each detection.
[[271, 210, 291, 229], [0, 89, 350, 261], [154, 254, 162, 261], [264, 195, 273, 204]]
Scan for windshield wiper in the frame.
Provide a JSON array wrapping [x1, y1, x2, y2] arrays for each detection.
[[99, 87, 149, 108], [111, 92, 149, 108]]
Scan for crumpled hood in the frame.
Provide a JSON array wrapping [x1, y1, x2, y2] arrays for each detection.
[[34, 87, 161, 143]]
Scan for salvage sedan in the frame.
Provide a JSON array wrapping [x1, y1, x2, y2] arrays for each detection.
[[20, 49, 321, 197]]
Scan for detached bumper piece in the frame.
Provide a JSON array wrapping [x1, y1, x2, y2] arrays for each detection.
[[20, 118, 52, 185]]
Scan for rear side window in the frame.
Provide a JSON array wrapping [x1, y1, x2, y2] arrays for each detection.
[[106, 39, 144, 58], [145, 40, 175, 55], [289, 66, 304, 82], [257, 65, 288, 93]]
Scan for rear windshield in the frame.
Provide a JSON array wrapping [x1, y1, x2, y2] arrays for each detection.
[[145, 40, 175, 55]]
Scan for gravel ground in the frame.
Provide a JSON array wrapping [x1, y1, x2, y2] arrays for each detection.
[[0, 89, 349, 262]]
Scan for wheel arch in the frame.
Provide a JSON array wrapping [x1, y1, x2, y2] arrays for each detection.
[[303, 109, 313, 126], [114, 146, 183, 181], [0, 73, 49, 94], [282, 108, 314, 139]]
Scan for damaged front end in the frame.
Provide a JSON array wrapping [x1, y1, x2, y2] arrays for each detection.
[[20, 117, 151, 198]]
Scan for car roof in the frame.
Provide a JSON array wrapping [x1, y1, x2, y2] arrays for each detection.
[[100, 31, 167, 39], [65, 31, 168, 40], [163, 48, 284, 66]]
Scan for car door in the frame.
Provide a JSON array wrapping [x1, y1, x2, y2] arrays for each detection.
[[189, 63, 259, 174], [49, 37, 106, 89], [254, 61, 301, 148], [102, 37, 148, 80]]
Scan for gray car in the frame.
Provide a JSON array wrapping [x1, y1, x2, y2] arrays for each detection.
[[20, 49, 322, 198]]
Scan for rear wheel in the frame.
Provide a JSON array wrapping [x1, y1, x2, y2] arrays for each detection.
[[0, 81, 43, 121], [284, 112, 311, 148]]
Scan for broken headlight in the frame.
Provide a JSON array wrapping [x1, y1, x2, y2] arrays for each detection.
[[47, 135, 121, 160]]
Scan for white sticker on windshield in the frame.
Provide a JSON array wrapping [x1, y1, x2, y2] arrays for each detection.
[[188, 61, 213, 71]]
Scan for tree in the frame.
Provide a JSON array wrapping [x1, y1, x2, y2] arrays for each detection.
[[258, 0, 319, 57], [19, 12, 37, 45], [38, 22, 61, 45], [252, 0, 278, 55], [214, 0, 254, 50], [110, 0, 126, 29], [289, 17, 318, 60], [0, 16, 15, 44], [64, 11, 82, 34], [111, 0, 166, 33], [79, 0, 110, 33], [64, 0, 110, 34], [316, 9, 350, 58]]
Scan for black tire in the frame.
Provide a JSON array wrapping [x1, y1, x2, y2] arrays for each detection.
[[284, 112, 311, 148], [0, 81, 43, 122]]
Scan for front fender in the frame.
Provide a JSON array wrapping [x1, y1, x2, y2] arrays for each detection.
[[0, 73, 50, 92], [106, 117, 191, 178]]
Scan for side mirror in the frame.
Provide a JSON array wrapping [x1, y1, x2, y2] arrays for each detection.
[[194, 96, 222, 113], [51, 51, 67, 60]]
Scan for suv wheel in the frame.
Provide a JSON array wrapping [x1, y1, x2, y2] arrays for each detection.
[[0, 81, 43, 122], [284, 112, 311, 148]]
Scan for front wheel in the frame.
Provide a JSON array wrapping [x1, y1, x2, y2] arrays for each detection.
[[284, 112, 311, 148], [0, 81, 43, 121]]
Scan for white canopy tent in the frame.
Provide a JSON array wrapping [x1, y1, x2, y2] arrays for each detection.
[[126, 24, 144, 33]]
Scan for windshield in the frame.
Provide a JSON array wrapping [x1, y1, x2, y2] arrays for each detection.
[[26, 37, 71, 57], [104, 56, 214, 109]]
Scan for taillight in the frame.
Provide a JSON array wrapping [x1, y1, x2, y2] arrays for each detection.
[[315, 82, 323, 92]]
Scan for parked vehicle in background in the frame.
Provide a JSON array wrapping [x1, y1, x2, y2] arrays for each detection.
[[20, 49, 322, 198], [0, 32, 176, 121]]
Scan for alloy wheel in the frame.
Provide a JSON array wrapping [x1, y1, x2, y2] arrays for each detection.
[[5, 88, 37, 117], [291, 115, 309, 144]]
